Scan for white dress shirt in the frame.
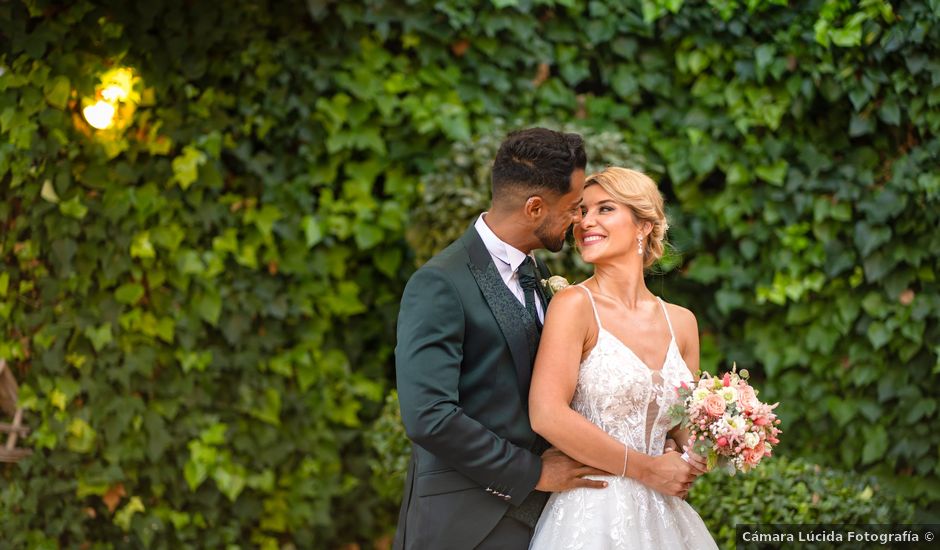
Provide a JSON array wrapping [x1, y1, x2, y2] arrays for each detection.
[[474, 213, 545, 323]]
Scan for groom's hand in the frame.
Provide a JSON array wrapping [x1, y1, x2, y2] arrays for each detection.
[[535, 447, 608, 492]]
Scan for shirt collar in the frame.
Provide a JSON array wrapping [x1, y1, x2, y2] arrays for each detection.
[[474, 213, 532, 273]]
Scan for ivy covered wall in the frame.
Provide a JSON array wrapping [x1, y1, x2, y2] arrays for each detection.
[[1, 0, 938, 547]]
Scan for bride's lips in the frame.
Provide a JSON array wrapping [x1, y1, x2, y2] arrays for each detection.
[[580, 233, 606, 247]]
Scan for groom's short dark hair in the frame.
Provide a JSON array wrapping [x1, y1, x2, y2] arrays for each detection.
[[491, 128, 587, 201]]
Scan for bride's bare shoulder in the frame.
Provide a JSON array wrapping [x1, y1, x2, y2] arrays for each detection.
[[663, 301, 699, 337], [544, 285, 598, 329], [546, 284, 592, 314]]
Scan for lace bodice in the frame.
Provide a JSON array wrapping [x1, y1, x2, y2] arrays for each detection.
[[570, 285, 693, 457]]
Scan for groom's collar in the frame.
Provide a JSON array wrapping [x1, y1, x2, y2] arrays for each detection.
[[473, 213, 534, 273]]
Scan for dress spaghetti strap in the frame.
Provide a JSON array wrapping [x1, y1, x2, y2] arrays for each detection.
[[656, 297, 675, 341], [576, 285, 603, 331]]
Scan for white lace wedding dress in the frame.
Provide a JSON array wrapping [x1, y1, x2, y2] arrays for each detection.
[[529, 286, 718, 550]]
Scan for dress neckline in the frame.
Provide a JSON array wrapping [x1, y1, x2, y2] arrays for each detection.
[[597, 328, 675, 373], [577, 285, 678, 374]]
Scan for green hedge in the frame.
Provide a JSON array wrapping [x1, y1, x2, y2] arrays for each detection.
[[1, 0, 938, 547], [688, 457, 914, 548]]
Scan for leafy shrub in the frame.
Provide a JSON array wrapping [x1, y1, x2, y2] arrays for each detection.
[[364, 390, 411, 532], [689, 457, 915, 549]]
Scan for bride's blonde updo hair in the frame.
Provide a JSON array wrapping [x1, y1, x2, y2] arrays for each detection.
[[584, 167, 669, 268]]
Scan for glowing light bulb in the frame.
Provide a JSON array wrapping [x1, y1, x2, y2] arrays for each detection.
[[101, 84, 128, 102], [82, 100, 116, 130]]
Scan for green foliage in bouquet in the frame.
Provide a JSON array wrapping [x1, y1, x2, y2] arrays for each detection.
[[688, 457, 915, 549]]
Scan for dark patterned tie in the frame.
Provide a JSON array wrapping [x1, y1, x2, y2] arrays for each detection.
[[517, 257, 542, 329]]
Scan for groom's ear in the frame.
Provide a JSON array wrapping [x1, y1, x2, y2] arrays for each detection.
[[524, 195, 546, 219]]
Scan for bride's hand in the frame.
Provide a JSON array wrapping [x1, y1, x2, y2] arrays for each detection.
[[641, 450, 698, 499], [681, 445, 708, 476]]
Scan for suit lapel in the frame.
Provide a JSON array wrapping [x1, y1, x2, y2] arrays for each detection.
[[463, 227, 536, 403]]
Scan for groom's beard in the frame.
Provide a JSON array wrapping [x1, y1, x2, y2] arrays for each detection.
[[536, 220, 567, 253]]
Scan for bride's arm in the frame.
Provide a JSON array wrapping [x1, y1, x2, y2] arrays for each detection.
[[529, 288, 699, 496]]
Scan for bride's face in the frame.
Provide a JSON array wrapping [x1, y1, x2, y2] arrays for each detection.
[[574, 184, 642, 265]]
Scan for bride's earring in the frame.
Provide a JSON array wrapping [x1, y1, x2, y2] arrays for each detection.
[[637, 235, 644, 256]]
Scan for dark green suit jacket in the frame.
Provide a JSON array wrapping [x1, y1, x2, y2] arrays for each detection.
[[394, 224, 551, 550]]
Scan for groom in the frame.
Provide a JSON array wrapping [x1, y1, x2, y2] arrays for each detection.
[[394, 128, 604, 549]]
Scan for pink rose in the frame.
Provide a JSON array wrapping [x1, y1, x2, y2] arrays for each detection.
[[722, 373, 731, 387], [753, 415, 769, 427], [738, 385, 759, 411], [743, 447, 763, 466], [703, 394, 726, 417], [716, 436, 728, 448]]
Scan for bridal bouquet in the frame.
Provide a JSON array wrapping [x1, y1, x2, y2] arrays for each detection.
[[668, 365, 781, 474]]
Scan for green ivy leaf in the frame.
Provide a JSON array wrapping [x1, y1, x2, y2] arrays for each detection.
[[130, 232, 156, 259], [183, 458, 208, 492], [878, 96, 901, 125], [867, 321, 891, 349], [59, 196, 88, 219], [213, 462, 247, 502], [246, 205, 282, 239], [115, 283, 145, 304], [84, 323, 113, 351], [755, 160, 788, 185], [66, 417, 97, 453], [113, 497, 145, 532], [152, 224, 186, 252], [195, 291, 222, 326], [861, 426, 888, 465], [374, 248, 402, 277], [43, 75, 71, 109], [249, 388, 282, 426], [212, 229, 239, 255], [303, 215, 324, 247], [171, 146, 207, 190], [176, 350, 212, 373], [854, 222, 892, 257], [354, 222, 383, 250], [41, 179, 60, 203]]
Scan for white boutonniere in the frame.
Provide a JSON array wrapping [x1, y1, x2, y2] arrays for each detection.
[[540, 275, 570, 298]]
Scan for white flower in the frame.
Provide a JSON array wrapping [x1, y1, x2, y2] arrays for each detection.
[[719, 386, 738, 403], [725, 415, 747, 433], [744, 432, 760, 449], [692, 387, 710, 403], [541, 275, 570, 296]]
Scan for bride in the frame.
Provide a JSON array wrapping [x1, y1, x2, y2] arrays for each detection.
[[528, 167, 718, 549]]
